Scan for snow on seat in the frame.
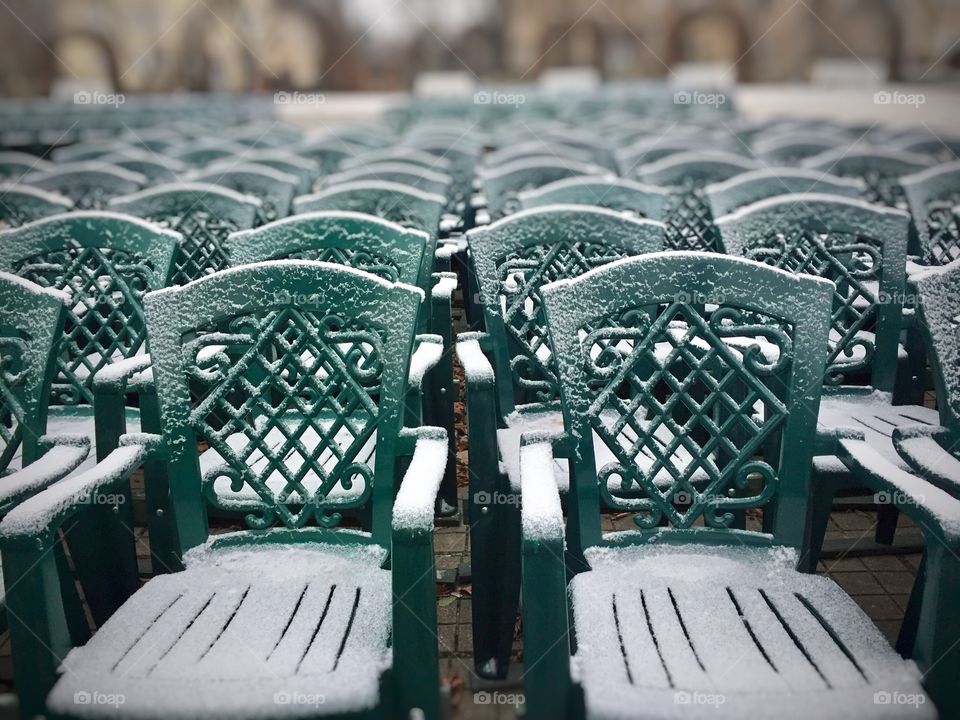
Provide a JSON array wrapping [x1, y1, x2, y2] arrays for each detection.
[[816, 391, 939, 474], [46, 542, 392, 720], [571, 543, 933, 720]]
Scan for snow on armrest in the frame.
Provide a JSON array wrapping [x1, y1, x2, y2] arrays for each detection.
[[393, 427, 448, 533], [431, 271, 458, 300], [893, 425, 960, 495], [838, 437, 960, 544], [0, 440, 150, 541], [92, 353, 153, 391], [519, 439, 564, 544], [456, 332, 494, 388], [0, 440, 91, 510], [409, 334, 443, 389]]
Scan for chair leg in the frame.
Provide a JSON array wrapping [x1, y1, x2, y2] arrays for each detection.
[[912, 543, 960, 718], [896, 551, 925, 658], [875, 504, 900, 545], [801, 473, 835, 573]]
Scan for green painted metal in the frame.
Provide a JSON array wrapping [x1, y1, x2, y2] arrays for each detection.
[[110, 183, 259, 285], [706, 168, 865, 218], [901, 161, 960, 265], [191, 163, 298, 225], [0, 152, 53, 182], [323, 162, 452, 197], [24, 162, 146, 210], [463, 206, 665, 677], [518, 176, 668, 219], [0, 185, 72, 228], [802, 148, 933, 210], [241, 151, 320, 194], [481, 157, 600, 220]]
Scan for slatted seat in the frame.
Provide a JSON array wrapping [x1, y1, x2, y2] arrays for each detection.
[[45, 544, 392, 720], [571, 544, 932, 720]]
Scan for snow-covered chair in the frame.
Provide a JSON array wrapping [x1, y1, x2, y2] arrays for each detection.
[[705, 168, 864, 219], [0, 151, 52, 182], [167, 139, 247, 168], [479, 157, 603, 221], [457, 206, 666, 678], [637, 150, 758, 252], [296, 136, 365, 173], [715, 194, 942, 564], [750, 132, 846, 165], [189, 163, 299, 225], [802, 148, 933, 211], [110, 183, 260, 285], [0, 261, 448, 720], [99, 149, 187, 184], [321, 161, 453, 198], [0, 184, 72, 228], [24, 162, 146, 210], [239, 150, 320, 194], [519, 251, 952, 719], [901, 161, 960, 266], [518, 176, 669, 220]]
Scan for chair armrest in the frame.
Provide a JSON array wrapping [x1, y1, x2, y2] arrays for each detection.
[[0, 434, 163, 545], [393, 426, 448, 537], [456, 332, 495, 389], [893, 425, 960, 496], [0, 436, 91, 513], [91, 353, 154, 393], [93, 354, 156, 461], [838, 437, 960, 549], [431, 271, 458, 303], [519, 438, 565, 546], [408, 334, 443, 392]]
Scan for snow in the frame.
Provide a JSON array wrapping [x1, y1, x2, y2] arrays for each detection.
[[0, 443, 146, 539], [571, 542, 933, 720], [392, 429, 448, 532], [430, 272, 457, 300], [0, 209, 183, 244], [188, 162, 300, 188], [893, 428, 960, 493], [705, 168, 864, 217], [91, 354, 153, 389], [0, 441, 90, 509], [518, 440, 564, 542], [408, 334, 443, 388], [801, 146, 933, 174], [324, 161, 452, 188], [108, 181, 262, 209], [0, 270, 71, 304], [637, 150, 758, 185], [25, 160, 147, 186], [0, 182, 73, 208], [294, 180, 445, 209], [46, 542, 392, 719], [455, 333, 494, 385], [518, 176, 668, 217]]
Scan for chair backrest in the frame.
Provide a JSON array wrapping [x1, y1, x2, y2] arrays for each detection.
[[485, 141, 596, 170], [225, 211, 429, 289], [24, 162, 146, 210], [617, 137, 742, 176], [750, 133, 844, 164], [0, 272, 68, 469], [0, 184, 73, 228], [482, 157, 601, 219], [190, 163, 298, 224], [144, 261, 422, 551], [518, 176, 668, 220], [542, 252, 833, 556], [297, 138, 365, 172], [638, 151, 758, 251], [0, 212, 179, 405], [706, 168, 865, 218], [110, 182, 260, 285], [100, 150, 187, 183], [715, 193, 909, 391], [240, 152, 319, 194], [340, 148, 452, 173], [802, 148, 933, 209], [169, 140, 247, 167], [901, 162, 960, 265], [913, 259, 960, 437], [323, 162, 452, 197], [468, 205, 666, 413], [293, 180, 445, 237], [0, 152, 52, 182]]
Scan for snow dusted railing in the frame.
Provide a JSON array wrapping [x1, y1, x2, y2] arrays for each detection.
[[455, 332, 494, 388], [519, 435, 565, 544], [392, 426, 448, 534]]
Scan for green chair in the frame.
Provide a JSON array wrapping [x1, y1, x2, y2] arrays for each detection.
[[901, 161, 960, 265], [802, 148, 932, 210], [638, 150, 758, 251], [110, 182, 260, 285], [322, 162, 452, 198], [457, 205, 666, 677], [480, 157, 602, 220], [169, 140, 247, 168], [223, 151, 320, 195], [24, 162, 146, 210], [190, 163, 299, 225], [706, 168, 864, 218], [297, 137, 365, 173], [519, 250, 949, 719], [616, 136, 745, 176], [0, 260, 448, 720], [339, 148, 452, 173], [751, 133, 845, 165], [0, 184, 72, 228], [100, 150, 187, 184], [714, 193, 939, 567], [518, 176, 668, 219], [0, 151, 53, 181]]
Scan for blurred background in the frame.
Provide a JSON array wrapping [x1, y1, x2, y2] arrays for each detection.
[[2, 0, 959, 97]]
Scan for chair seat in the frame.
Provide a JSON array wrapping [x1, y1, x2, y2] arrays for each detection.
[[815, 391, 938, 475], [46, 541, 392, 720], [571, 543, 932, 720], [497, 410, 710, 493]]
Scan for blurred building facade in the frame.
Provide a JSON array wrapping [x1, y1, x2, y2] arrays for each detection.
[[1, 0, 958, 96]]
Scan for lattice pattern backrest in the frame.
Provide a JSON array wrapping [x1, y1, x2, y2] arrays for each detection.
[[902, 163, 960, 265], [192, 165, 298, 225], [518, 178, 668, 220], [706, 169, 864, 219], [110, 184, 260, 285], [225, 212, 429, 288], [0, 186, 73, 228], [913, 260, 960, 435], [0, 274, 66, 470], [324, 162, 452, 197], [144, 261, 421, 538], [802, 150, 932, 210], [25, 165, 145, 210], [716, 194, 909, 390], [482, 158, 600, 219], [542, 252, 833, 547], [469, 206, 665, 410], [0, 213, 179, 406], [293, 181, 445, 237]]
